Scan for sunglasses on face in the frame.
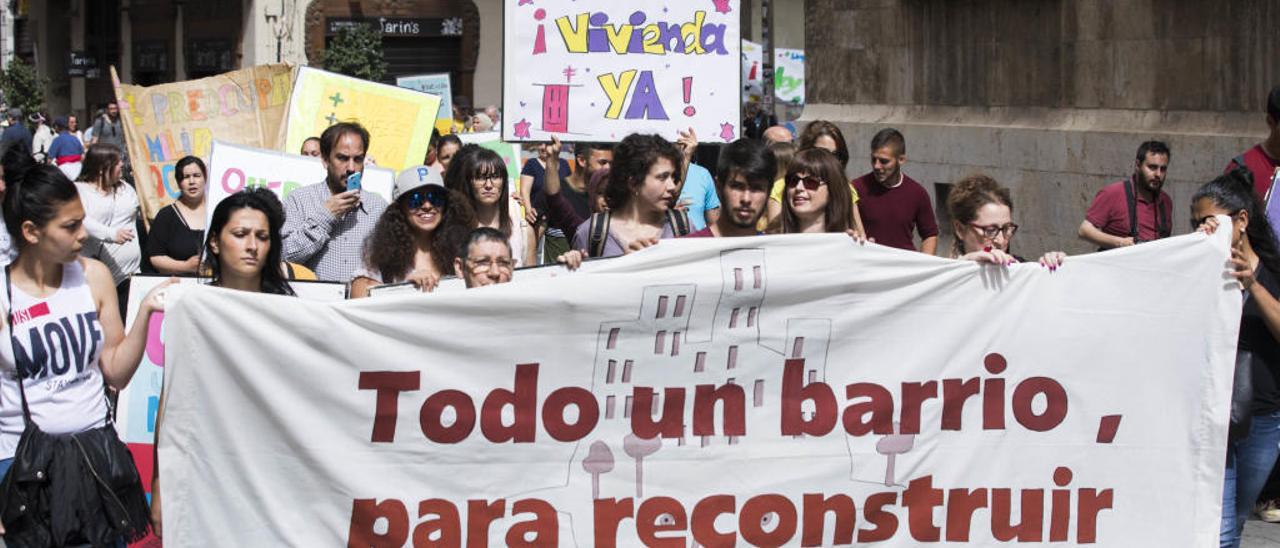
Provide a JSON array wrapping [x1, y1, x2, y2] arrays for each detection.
[[784, 174, 826, 191], [404, 188, 448, 210]]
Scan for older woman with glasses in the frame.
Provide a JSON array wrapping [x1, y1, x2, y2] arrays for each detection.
[[945, 174, 1065, 269], [350, 166, 474, 298]]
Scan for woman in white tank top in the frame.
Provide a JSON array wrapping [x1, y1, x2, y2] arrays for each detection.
[[0, 155, 171, 536]]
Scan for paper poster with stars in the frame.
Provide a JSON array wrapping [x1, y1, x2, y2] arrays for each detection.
[[502, 0, 741, 143], [282, 67, 441, 172]]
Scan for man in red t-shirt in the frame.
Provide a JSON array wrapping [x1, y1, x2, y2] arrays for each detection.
[[685, 139, 775, 238], [1078, 141, 1174, 250], [1225, 85, 1280, 200], [851, 128, 939, 254]]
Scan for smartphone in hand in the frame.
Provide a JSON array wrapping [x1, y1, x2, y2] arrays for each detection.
[[345, 171, 363, 192]]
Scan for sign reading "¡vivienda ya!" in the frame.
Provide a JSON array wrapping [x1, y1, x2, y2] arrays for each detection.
[[157, 230, 1238, 546], [111, 65, 294, 221], [502, 0, 742, 143]]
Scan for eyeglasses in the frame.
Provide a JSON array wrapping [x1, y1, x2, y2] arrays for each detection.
[[784, 174, 826, 191], [403, 188, 447, 211], [467, 256, 515, 273], [969, 223, 1019, 240]]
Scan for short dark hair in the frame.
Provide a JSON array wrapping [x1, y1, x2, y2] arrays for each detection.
[[1135, 140, 1171, 163], [716, 138, 776, 188], [605, 134, 683, 210], [174, 155, 207, 182], [459, 227, 512, 261], [575, 142, 613, 160], [1268, 85, 1280, 122], [319, 122, 370, 159], [870, 128, 906, 156]]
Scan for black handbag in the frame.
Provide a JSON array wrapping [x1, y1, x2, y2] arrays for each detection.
[[1230, 350, 1255, 442], [0, 266, 150, 547]]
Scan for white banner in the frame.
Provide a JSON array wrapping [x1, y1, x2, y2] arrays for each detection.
[[204, 140, 394, 228], [157, 231, 1239, 546], [501, 0, 742, 143]]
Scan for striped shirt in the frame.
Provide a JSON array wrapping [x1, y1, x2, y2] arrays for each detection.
[[281, 181, 387, 282]]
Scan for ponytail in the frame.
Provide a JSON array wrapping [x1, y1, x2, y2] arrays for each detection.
[[1, 143, 80, 249], [1191, 167, 1280, 277]]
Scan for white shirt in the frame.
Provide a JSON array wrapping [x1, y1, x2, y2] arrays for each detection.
[[0, 261, 109, 459], [75, 182, 141, 284]]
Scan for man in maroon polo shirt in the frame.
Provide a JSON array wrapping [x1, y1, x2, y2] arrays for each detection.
[[1225, 85, 1280, 199], [686, 139, 776, 238], [851, 128, 939, 254], [1078, 141, 1173, 250]]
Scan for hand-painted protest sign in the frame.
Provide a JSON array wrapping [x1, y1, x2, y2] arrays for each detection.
[[396, 73, 453, 134], [774, 48, 805, 105], [203, 140, 394, 229], [282, 67, 440, 172], [502, 0, 741, 143], [158, 229, 1238, 546], [741, 40, 763, 102], [117, 276, 346, 511], [111, 65, 294, 221]]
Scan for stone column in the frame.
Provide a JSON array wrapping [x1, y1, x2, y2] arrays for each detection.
[[70, 0, 86, 117], [120, 0, 132, 83], [174, 1, 186, 80]]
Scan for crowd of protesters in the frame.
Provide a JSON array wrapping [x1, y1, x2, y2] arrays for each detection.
[[0, 83, 1273, 545]]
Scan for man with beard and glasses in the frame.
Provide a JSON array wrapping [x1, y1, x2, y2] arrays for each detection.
[[685, 139, 776, 238], [851, 128, 938, 254], [1079, 140, 1173, 250]]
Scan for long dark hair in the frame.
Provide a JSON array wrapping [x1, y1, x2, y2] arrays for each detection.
[[605, 134, 683, 211], [452, 148, 512, 237], [780, 148, 853, 234], [202, 188, 294, 295], [77, 143, 123, 190], [2, 145, 80, 250], [1191, 168, 1280, 277], [363, 189, 475, 283]]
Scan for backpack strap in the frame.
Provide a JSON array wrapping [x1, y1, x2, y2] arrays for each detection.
[[1123, 177, 1140, 241], [666, 208, 692, 237], [588, 212, 611, 258]]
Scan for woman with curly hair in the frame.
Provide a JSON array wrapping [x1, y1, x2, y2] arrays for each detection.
[[945, 173, 1065, 268], [350, 166, 474, 298], [571, 133, 688, 258]]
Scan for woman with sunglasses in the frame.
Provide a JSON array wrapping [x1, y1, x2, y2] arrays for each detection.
[[446, 147, 537, 266], [351, 166, 474, 298], [945, 174, 1065, 268], [1191, 169, 1280, 547], [778, 148, 861, 234]]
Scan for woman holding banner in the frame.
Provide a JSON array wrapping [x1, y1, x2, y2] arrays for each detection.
[[945, 174, 1067, 269], [1193, 169, 1280, 547], [151, 187, 294, 537], [778, 148, 855, 235], [350, 166, 474, 298], [74, 143, 140, 314], [146, 156, 207, 275], [449, 148, 537, 267], [0, 149, 171, 543], [571, 134, 690, 257]]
